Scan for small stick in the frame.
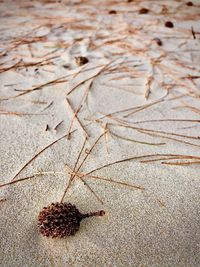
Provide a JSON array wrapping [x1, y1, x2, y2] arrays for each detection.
[[191, 27, 196, 39], [157, 199, 165, 207], [66, 169, 144, 204], [174, 105, 200, 115], [41, 101, 53, 112], [0, 172, 65, 189], [74, 132, 105, 175], [107, 120, 200, 141], [72, 137, 87, 176], [140, 157, 185, 163], [67, 61, 113, 96], [66, 77, 93, 96], [0, 175, 35, 188], [61, 132, 106, 203], [54, 120, 64, 131], [63, 166, 103, 205], [92, 95, 176, 121], [45, 124, 50, 131], [10, 130, 76, 182], [66, 98, 89, 139], [130, 119, 200, 124], [66, 78, 93, 139], [72, 63, 88, 79], [103, 123, 109, 154], [34, 171, 66, 176], [7, 76, 68, 99], [141, 155, 200, 163], [81, 173, 144, 191], [0, 111, 44, 116], [144, 75, 153, 99], [2, 65, 103, 100], [110, 130, 165, 146], [78, 176, 104, 204], [123, 97, 166, 118], [162, 161, 200, 165], [60, 137, 87, 203], [0, 59, 22, 74], [138, 130, 200, 148], [81, 153, 200, 178], [61, 165, 103, 204], [123, 94, 187, 119]]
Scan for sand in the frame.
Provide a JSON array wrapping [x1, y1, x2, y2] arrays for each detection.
[[0, 0, 200, 266]]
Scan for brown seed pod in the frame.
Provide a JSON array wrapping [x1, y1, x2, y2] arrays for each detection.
[[186, 1, 193, 6], [38, 202, 105, 238], [139, 8, 149, 14], [165, 21, 174, 28], [75, 56, 89, 66], [109, 10, 117, 14], [153, 37, 163, 46]]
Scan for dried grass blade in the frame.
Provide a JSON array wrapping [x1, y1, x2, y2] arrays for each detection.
[[75, 132, 105, 175], [82, 154, 200, 177], [84, 174, 145, 190], [162, 161, 200, 165], [78, 176, 104, 204], [0, 175, 35, 188], [139, 130, 200, 148], [66, 97, 89, 139], [60, 137, 87, 203], [110, 130, 165, 146], [11, 131, 76, 182]]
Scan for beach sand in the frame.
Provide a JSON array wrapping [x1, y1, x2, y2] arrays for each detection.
[[0, 1, 200, 266]]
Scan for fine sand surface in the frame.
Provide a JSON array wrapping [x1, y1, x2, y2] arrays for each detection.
[[0, 1, 200, 266]]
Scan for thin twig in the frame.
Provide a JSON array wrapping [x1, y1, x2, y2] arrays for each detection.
[[77, 175, 104, 204], [103, 123, 109, 154], [110, 130, 165, 146], [0, 111, 44, 116], [130, 119, 200, 124], [138, 130, 200, 148], [54, 120, 64, 131], [0, 171, 65, 188], [41, 101, 53, 112], [107, 120, 200, 141], [10, 131, 76, 182], [144, 75, 153, 99], [162, 161, 200, 165], [66, 60, 113, 96], [60, 137, 87, 203], [81, 153, 200, 178], [0, 175, 35, 188], [66, 98, 89, 139], [82, 173, 144, 190], [74, 132, 106, 175]]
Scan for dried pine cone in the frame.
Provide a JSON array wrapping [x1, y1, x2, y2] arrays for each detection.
[[38, 202, 105, 238]]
